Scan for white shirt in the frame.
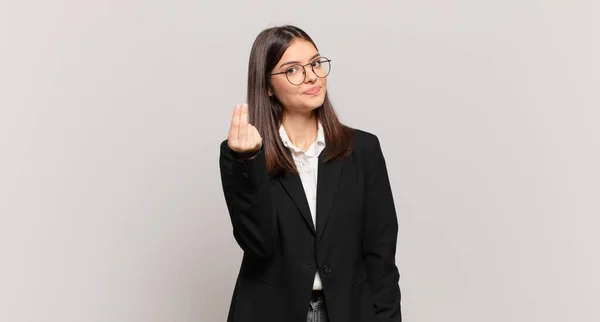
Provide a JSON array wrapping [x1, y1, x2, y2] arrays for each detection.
[[279, 120, 326, 290]]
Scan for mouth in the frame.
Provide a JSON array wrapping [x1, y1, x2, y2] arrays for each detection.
[[304, 86, 321, 95]]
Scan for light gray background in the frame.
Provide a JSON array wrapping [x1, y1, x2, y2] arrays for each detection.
[[1, 1, 598, 321]]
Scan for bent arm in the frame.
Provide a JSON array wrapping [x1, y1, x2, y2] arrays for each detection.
[[219, 140, 277, 258]]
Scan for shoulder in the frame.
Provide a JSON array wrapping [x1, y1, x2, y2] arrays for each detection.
[[347, 127, 383, 154], [346, 128, 390, 173]]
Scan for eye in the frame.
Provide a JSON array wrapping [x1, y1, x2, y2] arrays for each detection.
[[286, 67, 299, 74], [311, 60, 322, 68]]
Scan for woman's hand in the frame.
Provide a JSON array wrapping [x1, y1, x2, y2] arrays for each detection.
[[227, 103, 262, 155]]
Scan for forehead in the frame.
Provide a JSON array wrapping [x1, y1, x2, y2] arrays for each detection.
[[278, 39, 318, 63]]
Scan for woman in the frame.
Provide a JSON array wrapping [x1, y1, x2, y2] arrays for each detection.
[[219, 25, 401, 322]]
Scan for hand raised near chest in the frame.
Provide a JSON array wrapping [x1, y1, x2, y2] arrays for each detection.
[[227, 104, 262, 156]]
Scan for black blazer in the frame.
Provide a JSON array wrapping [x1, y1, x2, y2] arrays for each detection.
[[219, 128, 401, 322]]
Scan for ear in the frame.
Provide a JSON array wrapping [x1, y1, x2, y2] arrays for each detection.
[[267, 89, 273, 96]]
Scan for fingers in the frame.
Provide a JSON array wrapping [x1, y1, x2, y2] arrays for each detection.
[[240, 103, 248, 125], [239, 104, 248, 140], [230, 104, 241, 140], [228, 103, 261, 154], [247, 123, 255, 147]]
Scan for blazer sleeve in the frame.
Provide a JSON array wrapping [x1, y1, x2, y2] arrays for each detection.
[[219, 140, 278, 258], [362, 135, 402, 321]]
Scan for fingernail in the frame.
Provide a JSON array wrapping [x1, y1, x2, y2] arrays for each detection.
[[243, 103, 248, 108], [236, 104, 240, 110]]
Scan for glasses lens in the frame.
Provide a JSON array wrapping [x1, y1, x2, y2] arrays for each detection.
[[285, 65, 305, 85], [312, 58, 331, 78]]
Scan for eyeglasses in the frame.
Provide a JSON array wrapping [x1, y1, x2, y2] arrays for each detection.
[[270, 57, 332, 86]]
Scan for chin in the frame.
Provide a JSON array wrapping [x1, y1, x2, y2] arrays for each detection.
[[307, 93, 326, 106], [306, 100, 325, 111]]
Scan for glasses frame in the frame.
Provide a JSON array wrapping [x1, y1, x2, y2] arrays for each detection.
[[270, 57, 332, 86]]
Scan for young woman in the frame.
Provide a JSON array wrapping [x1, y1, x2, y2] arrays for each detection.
[[219, 25, 401, 322]]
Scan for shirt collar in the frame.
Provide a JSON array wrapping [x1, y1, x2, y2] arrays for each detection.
[[279, 120, 326, 156]]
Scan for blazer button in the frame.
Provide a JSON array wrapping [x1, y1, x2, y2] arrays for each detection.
[[241, 172, 249, 178], [323, 264, 332, 274]]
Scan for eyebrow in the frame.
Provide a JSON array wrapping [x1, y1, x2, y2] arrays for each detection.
[[279, 53, 321, 69]]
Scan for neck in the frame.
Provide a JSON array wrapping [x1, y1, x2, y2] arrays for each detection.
[[281, 111, 318, 152]]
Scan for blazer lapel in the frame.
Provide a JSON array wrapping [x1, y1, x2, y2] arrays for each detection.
[[277, 147, 346, 238], [279, 171, 316, 234], [315, 150, 345, 244]]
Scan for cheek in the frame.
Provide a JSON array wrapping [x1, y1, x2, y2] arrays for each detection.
[[319, 77, 327, 89], [273, 83, 300, 100]]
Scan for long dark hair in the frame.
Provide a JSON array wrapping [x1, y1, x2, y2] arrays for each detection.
[[247, 25, 353, 177]]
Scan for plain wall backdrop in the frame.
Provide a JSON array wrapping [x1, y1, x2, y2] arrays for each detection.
[[1, 1, 598, 321]]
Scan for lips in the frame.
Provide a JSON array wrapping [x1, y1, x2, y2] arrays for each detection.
[[304, 87, 321, 95]]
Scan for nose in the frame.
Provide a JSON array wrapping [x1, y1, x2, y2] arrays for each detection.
[[304, 66, 318, 84]]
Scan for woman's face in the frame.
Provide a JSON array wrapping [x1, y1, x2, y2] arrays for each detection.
[[268, 39, 327, 115]]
